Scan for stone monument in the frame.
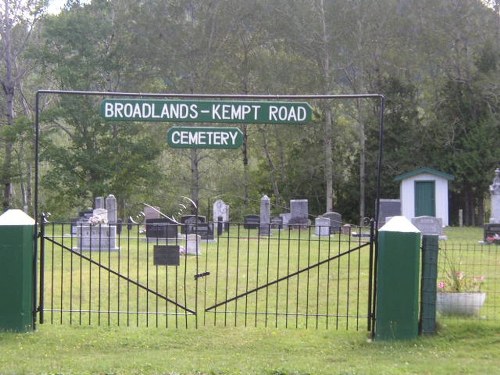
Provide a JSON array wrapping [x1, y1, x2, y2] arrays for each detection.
[[259, 195, 271, 236], [75, 194, 119, 251], [484, 168, 500, 244], [289, 199, 309, 228]]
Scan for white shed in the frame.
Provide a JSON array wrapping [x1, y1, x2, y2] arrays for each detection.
[[394, 167, 454, 227]]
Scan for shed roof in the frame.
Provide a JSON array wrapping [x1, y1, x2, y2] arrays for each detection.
[[394, 167, 454, 182]]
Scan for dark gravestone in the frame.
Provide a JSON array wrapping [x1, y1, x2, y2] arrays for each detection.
[[180, 215, 206, 234], [153, 245, 180, 266], [289, 199, 309, 228], [377, 199, 401, 228], [146, 218, 178, 239], [322, 212, 342, 234], [244, 214, 260, 229], [191, 222, 214, 240]]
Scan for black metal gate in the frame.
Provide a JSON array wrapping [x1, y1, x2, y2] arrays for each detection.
[[38, 219, 376, 330], [34, 90, 384, 331]]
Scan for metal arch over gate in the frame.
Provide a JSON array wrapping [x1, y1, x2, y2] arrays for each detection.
[[33, 91, 385, 332]]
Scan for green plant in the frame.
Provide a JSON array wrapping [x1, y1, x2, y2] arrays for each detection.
[[438, 250, 485, 293]]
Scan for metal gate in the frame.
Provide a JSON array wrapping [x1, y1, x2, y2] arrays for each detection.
[[38, 218, 376, 330]]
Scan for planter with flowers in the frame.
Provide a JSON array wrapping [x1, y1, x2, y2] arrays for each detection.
[[437, 258, 486, 316]]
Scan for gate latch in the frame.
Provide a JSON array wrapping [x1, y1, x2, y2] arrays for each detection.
[[194, 271, 210, 280]]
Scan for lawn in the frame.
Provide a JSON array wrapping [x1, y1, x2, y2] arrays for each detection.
[[0, 320, 499, 374], [1, 225, 499, 374]]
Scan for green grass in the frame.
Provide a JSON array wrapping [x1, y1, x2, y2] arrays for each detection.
[[1, 320, 500, 374], [1, 225, 499, 374]]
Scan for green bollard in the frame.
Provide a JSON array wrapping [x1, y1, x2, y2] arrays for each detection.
[[375, 216, 421, 341], [0, 209, 36, 332]]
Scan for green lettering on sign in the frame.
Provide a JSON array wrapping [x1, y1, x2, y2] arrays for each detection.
[[167, 127, 244, 149], [101, 99, 312, 125]]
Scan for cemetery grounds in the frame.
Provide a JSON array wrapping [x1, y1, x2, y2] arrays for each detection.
[[1, 226, 499, 374]]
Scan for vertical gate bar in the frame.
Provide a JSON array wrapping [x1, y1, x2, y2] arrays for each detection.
[[335, 228, 341, 330], [68, 224, 74, 325], [136, 228, 140, 327], [234, 224, 241, 327], [224, 222, 231, 327], [108, 230, 112, 326], [38, 215, 45, 325], [49, 223, 54, 324], [97, 225, 102, 326], [295, 228, 301, 328], [367, 219, 375, 334], [275, 224, 281, 328], [126, 224, 131, 327], [315, 228, 321, 329], [244, 226, 251, 327], [325, 230, 332, 329], [254, 230, 261, 327], [146, 234, 149, 328], [356, 229, 362, 330], [88, 227, 92, 325], [305, 226, 312, 329], [165, 234, 169, 329], [182, 234, 188, 329], [79, 224, 83, 325], [346, 229, 352, 330], [155, 243, 159, 329], [58, 223, 64, 325], [202, 230, 209, 328], [264, 225, 271, 327], [285, 227, 291, 328], [214, 226, 221, 326]]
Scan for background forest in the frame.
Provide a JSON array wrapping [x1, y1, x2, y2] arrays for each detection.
[[1, 0, 499, 225]]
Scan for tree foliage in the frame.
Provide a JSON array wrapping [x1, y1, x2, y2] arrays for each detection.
[[1, 0, 499, 224]]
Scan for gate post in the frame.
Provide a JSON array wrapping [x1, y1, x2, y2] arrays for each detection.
[[0, 209, 36, 332], [374, 216, 421, 341]]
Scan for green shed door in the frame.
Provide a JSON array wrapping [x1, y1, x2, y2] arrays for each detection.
[[415, 181, 435, 217]]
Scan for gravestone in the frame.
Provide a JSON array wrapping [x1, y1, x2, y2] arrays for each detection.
[[489, 168, 500, 224], [95, 196, 105, 209], [180, 215, 206, 234], [213, 199, 229, 231], [244, 214, 260, 229], [289, 199, 309, 228], [146, 218, 178, 239], [259, 195, 271, 236], [322, 211, 342, 234], [315, 217, 330, 237], [144, 206, 161, 220], [378, 199, 401, 228], [484, 168, 500, 244], [192, 222, 214, 241], [153, 245, 180, 266], [411, 216, 443, 236], [271, 216, 283, 229], [76, 207, 119, 251], [280, 213, 291, 229], [186, 234, 201, 256], [74, 195, 120, 251]]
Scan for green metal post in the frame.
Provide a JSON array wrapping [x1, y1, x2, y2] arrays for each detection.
[[420, 235, 439, 334], [0, 209, 36, 332], [375, 216, 421, 341]]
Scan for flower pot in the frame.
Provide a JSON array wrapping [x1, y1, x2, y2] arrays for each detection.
[[436, 292, 486, 316]]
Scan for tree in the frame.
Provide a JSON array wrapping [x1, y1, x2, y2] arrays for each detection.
[[0, 0, 45, 211], [36, 0, 163, 218]]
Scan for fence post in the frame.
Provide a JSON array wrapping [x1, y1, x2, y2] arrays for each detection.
[[374, 216, 421, 341], [420, 234, 439, 334], [0, 209, 36, 332]]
